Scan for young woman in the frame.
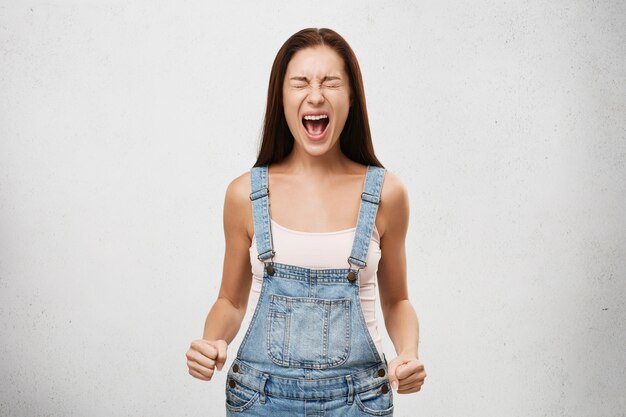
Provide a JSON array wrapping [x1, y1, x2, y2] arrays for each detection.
[[186, 28, 427, 416]]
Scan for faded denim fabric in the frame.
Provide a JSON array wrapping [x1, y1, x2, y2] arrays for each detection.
[[225, 165, 393, 416]]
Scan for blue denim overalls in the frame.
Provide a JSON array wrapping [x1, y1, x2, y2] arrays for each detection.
[[225, 164, 393, 416]]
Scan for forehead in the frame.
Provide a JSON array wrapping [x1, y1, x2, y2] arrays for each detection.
[[285, 45, 348, 77]]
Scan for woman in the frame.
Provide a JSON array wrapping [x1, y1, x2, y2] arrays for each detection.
[[186, 27, 426, 416]]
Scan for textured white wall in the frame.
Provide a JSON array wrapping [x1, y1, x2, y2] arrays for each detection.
[[1, 1, 624, 416]]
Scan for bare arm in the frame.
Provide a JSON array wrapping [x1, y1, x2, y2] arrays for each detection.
[[187, 171, 253, 381], [378, 171, 419, 357], [377, 171, 426, 393], [202, 172, 254, 342]]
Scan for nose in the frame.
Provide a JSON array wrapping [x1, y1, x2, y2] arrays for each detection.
[[306, 86, 325, 105]]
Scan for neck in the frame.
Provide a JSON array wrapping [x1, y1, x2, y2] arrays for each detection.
[[280, 143, 350, 176]]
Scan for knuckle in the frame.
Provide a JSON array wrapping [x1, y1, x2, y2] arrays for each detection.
[[190, 340, 201, 349]]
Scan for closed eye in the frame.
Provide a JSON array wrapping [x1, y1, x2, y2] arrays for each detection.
[[290, 82, 308, 89]]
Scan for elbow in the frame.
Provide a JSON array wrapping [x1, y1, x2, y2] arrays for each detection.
[[381, 296, 410, 313]]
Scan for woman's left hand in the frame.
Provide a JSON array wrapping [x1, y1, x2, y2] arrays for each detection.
[[387, 355, 427, 394]]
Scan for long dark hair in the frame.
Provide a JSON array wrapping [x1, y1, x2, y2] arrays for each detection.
[[252, 28, 384, 168]]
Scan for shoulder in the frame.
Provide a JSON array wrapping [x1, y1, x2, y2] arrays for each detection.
[[380, 169, 408, 202], [378, 169, 409, 239], [225, 170, 251, 204], [224, 170, 254, 241]]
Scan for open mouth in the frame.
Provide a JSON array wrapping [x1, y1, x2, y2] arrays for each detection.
[[302, 114, 330, 138]]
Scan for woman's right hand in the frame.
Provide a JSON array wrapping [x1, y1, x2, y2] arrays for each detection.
[[186, 339, 228, 381]]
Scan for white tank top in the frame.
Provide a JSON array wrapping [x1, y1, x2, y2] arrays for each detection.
[[245, 218, 384, 359]]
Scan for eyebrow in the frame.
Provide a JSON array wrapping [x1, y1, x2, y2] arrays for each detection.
[[289, 76, 342, 82]]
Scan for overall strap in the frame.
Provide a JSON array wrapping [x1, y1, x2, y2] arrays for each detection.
[[348, 165, 386, 269], [249, 165, 275, 262]]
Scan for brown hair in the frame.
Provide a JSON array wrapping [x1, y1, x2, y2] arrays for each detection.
[[252, 28, 384, 168]]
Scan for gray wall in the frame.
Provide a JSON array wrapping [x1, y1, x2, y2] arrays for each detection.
[[1, 1, 624, 416]]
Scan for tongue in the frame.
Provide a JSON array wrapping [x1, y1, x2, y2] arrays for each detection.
[[303, 119, 327, 135]]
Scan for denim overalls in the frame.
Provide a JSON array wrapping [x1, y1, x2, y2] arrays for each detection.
[[225, 164, 393, 416]]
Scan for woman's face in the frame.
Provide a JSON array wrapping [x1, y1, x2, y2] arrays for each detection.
[[282, 45, 352, 156]]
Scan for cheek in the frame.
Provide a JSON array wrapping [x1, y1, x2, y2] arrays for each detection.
[[284, 106, 300, 127], [330, 93, 351, 118], [282, 97, 303, 134], [328, 90, 350, 105], [283, 92, 303, 114], [282, 97, 296, 117]]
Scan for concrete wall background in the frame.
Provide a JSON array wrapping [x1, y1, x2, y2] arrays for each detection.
[[1, 1, 624, 416]]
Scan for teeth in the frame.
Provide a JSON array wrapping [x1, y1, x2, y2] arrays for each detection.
[[303, 114, 329, 121]]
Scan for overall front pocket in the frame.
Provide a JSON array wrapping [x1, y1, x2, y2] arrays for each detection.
[[355, 383, 394, 416], [266, 294, 351, 369], [225, 376, 260, 413]]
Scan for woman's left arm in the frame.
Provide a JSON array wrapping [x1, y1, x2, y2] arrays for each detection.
[[377, 171, 427, 394]]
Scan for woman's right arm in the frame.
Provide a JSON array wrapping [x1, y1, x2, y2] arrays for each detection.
[[186, 172, 253, 381]]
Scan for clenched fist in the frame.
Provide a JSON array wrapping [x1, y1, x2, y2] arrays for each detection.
[[387, 355, 427, 394], [186, 339, 228, 381]]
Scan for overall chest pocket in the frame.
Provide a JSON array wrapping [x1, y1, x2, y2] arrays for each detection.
[[267, 294, 351, 369]]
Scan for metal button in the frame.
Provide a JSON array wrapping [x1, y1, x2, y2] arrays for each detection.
[[233, 364, 240, 373], [377, 368, 386, 377], [266, 264, 275, 275], [347, 271, 356, 282], [229, 379, 236, 388], [381, 384, 389, 394]]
